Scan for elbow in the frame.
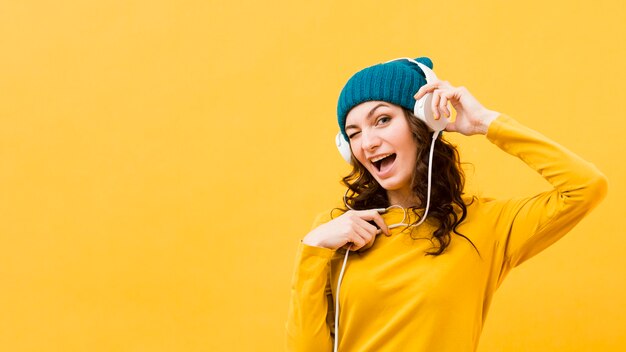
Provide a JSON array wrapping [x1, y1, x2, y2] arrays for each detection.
[[587, 171, 609, 204], [572, 171, 608, 210], [593, 172, 609, 201]]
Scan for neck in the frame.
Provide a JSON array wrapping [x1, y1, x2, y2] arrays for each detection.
[[386, 188, 421, 208]]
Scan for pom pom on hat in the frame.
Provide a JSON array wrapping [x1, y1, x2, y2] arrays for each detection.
[[337, 57, 433, 140]]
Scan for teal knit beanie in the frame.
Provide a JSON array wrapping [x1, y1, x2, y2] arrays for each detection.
[[337, 57, 433, 140]]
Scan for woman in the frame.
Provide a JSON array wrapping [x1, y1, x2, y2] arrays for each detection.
[[285, 57, 607, 351]]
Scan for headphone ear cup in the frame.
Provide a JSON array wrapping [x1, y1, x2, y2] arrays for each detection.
[[335, 133, 353, 164], [414, 92, 449, 133], [413, 61, 449, 133]]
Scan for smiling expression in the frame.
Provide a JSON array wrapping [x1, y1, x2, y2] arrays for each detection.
[[345, 101, 419, 200]]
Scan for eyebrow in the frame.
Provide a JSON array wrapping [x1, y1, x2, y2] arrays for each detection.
[[345, 103, 390, 131]]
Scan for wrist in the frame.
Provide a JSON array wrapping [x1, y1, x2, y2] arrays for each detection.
[[476, 110, 500, 135]]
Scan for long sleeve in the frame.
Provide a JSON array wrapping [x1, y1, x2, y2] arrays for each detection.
[[486, 115, 608, 273], [284, 114, 608, 352], [285, 216, 336, 351]]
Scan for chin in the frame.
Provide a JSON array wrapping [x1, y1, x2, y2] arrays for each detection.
[[376, 179, 407, 192]]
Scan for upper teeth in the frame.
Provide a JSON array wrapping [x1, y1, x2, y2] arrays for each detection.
[[371, 153, 392, 163]]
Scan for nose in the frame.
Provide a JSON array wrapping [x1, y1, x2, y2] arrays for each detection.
[[360, 129, 381, 151]]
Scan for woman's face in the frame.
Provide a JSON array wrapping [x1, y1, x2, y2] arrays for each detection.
[[345, 101, 418, 197]]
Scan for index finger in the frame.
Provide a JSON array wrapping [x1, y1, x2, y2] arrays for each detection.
[[414, 82, 439, 100], [358, 209, 390, 236]]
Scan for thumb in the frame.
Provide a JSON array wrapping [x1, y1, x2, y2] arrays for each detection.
[[445, 121, 457, 132]]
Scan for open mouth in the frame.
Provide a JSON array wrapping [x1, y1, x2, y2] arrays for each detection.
[[372, 153, 396, 173]]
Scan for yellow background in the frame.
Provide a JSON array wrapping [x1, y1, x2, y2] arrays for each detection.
[[1, 0, 624, 351]]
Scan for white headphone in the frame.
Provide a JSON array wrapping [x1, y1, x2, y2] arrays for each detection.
[[335, 58, 449, 163]]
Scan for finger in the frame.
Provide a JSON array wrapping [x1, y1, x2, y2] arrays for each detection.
[[413, 81, 440, 100], [415, 80, 454, 100], [355, 224, 380, 250], [358, 210, 388, 235], [354, 223, 375, 242], [359, 234, 377, 251], [445, 120, 457, 132], [438, 80, 453, 89], [348, 229, 368, 250], [432, 89, 442, 120], [353, 216, 379, 236], [442, 90, 461, 116], [439, 95, 450, 118], [413, 85, 428, 100], [357, 210, 390, 236]]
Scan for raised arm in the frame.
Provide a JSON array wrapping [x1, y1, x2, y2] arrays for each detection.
[[415, 79, 608, 270], [485, 115, 608, 269]]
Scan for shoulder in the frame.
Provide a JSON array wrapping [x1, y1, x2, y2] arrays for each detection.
[[462, 194, 498, 209], [310, 207, 348, 229], [463, 193, 519, 217], [463, 192, 553, 228]]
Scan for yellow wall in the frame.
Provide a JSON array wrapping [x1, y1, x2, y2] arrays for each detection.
[[1, 1, 624, 351]]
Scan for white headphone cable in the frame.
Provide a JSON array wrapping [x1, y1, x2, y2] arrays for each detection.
[[333, 131, 438, 351], [333, 244, 351, 352], [412, 131, 438, 227]]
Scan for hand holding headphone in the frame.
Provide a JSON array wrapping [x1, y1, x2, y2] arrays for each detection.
[[413, 80, 500, 136]]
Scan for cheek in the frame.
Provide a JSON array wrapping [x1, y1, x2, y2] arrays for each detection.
[[355, 154, 370, 167], [400, 142, 419, 167], [350, 143, 365, 163]]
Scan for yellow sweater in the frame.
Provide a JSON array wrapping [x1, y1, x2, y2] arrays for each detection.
[[285, 115, 608, 351]]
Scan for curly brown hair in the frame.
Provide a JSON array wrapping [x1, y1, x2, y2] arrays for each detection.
[[339, 108, 478, 256]]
